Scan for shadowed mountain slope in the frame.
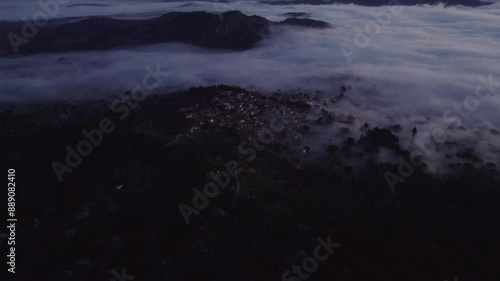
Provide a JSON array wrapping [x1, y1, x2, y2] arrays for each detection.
[[0, 11, 330, 56]]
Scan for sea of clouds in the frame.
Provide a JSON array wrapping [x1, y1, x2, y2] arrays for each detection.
[[0, 0, 499, 170]]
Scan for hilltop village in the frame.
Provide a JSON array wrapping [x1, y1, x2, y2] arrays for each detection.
[[181, 87, 356, 144]]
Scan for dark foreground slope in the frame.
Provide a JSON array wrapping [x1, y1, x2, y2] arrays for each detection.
[[0, 11, 329, 57], [2, 86, 499, 281]]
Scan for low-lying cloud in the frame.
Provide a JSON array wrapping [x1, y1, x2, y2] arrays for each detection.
[[1, 1, 499, 170]]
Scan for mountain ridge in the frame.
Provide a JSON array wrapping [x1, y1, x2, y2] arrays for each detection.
[[0, 11, 330, 57]]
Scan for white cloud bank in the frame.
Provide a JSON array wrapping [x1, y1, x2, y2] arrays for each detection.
[[0, 1, 499, 170]]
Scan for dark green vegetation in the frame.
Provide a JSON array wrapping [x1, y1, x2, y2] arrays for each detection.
[[2, 86, 499, 281]]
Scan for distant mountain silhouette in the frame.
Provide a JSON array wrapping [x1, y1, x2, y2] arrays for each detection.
[[264, 0, 490, 6], [0, 11, 330, 56]]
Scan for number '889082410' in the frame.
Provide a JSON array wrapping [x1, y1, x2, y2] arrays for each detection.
[[8, 169, 15, 214]]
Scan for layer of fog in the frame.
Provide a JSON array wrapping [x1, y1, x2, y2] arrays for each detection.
[[1, 1, 499, 172]]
